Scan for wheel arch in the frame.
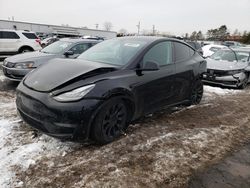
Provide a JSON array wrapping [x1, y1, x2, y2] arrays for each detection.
[[84, 89, 136, 140], [18, 45, 34, 53]]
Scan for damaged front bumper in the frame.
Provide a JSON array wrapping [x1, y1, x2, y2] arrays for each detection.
[[202, 72, 247, 88]]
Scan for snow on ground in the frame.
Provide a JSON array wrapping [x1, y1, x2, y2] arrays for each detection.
[[204, 85, 241, 95], [0, 75, 5, 82], [0, 85, 246, 187], [0, 93, 80, 187]]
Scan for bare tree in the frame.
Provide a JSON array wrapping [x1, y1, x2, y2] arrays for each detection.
[[119, 28, 127, 34], [103, 22, 113, 31]]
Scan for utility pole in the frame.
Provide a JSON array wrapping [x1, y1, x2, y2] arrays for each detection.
[[152, 25, 156, 35], [136, 21, 140, 35], [95, 24, 99, 30]]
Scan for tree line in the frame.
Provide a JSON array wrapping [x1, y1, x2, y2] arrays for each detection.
[[186, 25, 250, 44]]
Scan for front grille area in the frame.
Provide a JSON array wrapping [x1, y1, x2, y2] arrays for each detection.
[[207, 69, 228, 76], [16, 93, 56, 122]]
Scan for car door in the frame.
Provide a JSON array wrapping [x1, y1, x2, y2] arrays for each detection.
[[68, 43, 92, 58], [173, 41, 201, 102], [134, 41, 176, 114], [0, 31, 20, 52]]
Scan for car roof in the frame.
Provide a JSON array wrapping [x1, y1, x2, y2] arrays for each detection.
[[59, 38, 101, 43], [222, 47, 250, 53], [0, 29, 35, 33], [113, 36, 187, 44]]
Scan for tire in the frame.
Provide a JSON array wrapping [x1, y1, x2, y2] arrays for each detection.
[[19, 47, 33, 53], [90, 98, 128, 144], [238, 73, 249, 89], [189, 79, 203, 105]]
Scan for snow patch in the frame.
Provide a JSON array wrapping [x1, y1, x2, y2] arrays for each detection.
[[204, 86, 240, 95], [0, 75, 5, 82]]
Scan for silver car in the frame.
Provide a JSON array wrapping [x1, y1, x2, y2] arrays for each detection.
[[2, 38, 100, 81], [203, 47, 250, 89]]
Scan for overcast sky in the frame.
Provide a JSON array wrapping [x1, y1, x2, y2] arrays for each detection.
[[0, 0, 250, 35]]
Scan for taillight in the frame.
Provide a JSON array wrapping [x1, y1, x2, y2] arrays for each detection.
[[35, 39, 41, 46]]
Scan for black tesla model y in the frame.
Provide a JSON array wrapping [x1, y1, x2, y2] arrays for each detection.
[[16, 37, 206, 144]]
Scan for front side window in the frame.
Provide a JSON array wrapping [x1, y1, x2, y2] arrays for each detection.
[[235, 51, 250, 62], [41, 41, 72, 54], [69, 43, 91, 55], [143, 41, 172, 66], [0, 31, 20, 39], [174, 42, 194, 62]]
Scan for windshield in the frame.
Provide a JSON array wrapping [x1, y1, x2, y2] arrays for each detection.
[[210, 49, 249, 62], [41, 41, 72, 54], [78, 38, 147, 66]]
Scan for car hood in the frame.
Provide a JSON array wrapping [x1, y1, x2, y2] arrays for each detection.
[[207, 58, 248, 71], [24, 58, 117, 92], [6, 51, 57, 63]]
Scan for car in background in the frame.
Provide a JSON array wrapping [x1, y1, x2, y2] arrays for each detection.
[[2, 38, 100, 81], [203, 48, 250, 89], [186, 41, 204, 56], [41, 36, 59, 48], [222, 41, 242, 47], [82, 36, 105, 41], [0, 30, 42, 60], [202, 44, 226, 58], [16, 37, 206, 144]]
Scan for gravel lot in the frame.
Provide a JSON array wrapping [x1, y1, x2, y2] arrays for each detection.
[[0, 68, 250, 188]]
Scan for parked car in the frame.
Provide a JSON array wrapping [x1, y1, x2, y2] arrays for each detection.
[[82, 36, 105, 41], [202, 44, 226, 58], [41, 36, 59, 48], [186, 41, 204, 56], [16, 37, 206, 144], [2, 38, 100, 81], [203, 48, 250, 89], [222, 41, 242, 47], [0, 30, 42, 59]]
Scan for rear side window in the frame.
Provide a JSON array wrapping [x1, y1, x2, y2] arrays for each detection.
[[174, 42, 194, 62], [143, 41, 172, 66], [0, 31, 20, 39], [22, 32, 38, 39]]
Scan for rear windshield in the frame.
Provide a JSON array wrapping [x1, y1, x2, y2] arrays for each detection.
[[22, 32, 38, 39]]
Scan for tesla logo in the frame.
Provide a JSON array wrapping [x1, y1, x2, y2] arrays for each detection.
[[34, 81, 39, 85]]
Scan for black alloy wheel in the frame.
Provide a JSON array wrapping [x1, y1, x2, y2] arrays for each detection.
[[91, 98, 128, 144], [190, 79, 203, 105]]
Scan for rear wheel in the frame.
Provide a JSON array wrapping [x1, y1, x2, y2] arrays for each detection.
[[91, 98, 128, 144], [19, 47, 33, 53], [190, 79, 203, 105]]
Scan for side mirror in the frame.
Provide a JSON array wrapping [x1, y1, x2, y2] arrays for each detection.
[[64, 50, 74, 57], [141, 61, 160, 71]]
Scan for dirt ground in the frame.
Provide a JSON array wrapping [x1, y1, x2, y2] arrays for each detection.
[[0, 70, 250, 188]]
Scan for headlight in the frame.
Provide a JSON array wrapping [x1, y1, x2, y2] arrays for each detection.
[[3, 59, 7, 66], [53, 84, 95, 102], [15, 62, 34, 69], [227, 69, 243, 75]]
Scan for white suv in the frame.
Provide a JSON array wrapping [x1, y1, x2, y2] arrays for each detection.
[[0, 30, 42, 58]]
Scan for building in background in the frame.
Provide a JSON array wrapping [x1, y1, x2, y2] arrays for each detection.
[[0, 20, 117, 39]]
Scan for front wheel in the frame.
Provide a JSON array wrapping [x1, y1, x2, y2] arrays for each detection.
[[238, 73, 249, 89], [90, 98, 128, 144], [190, 79, 203, 105]]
